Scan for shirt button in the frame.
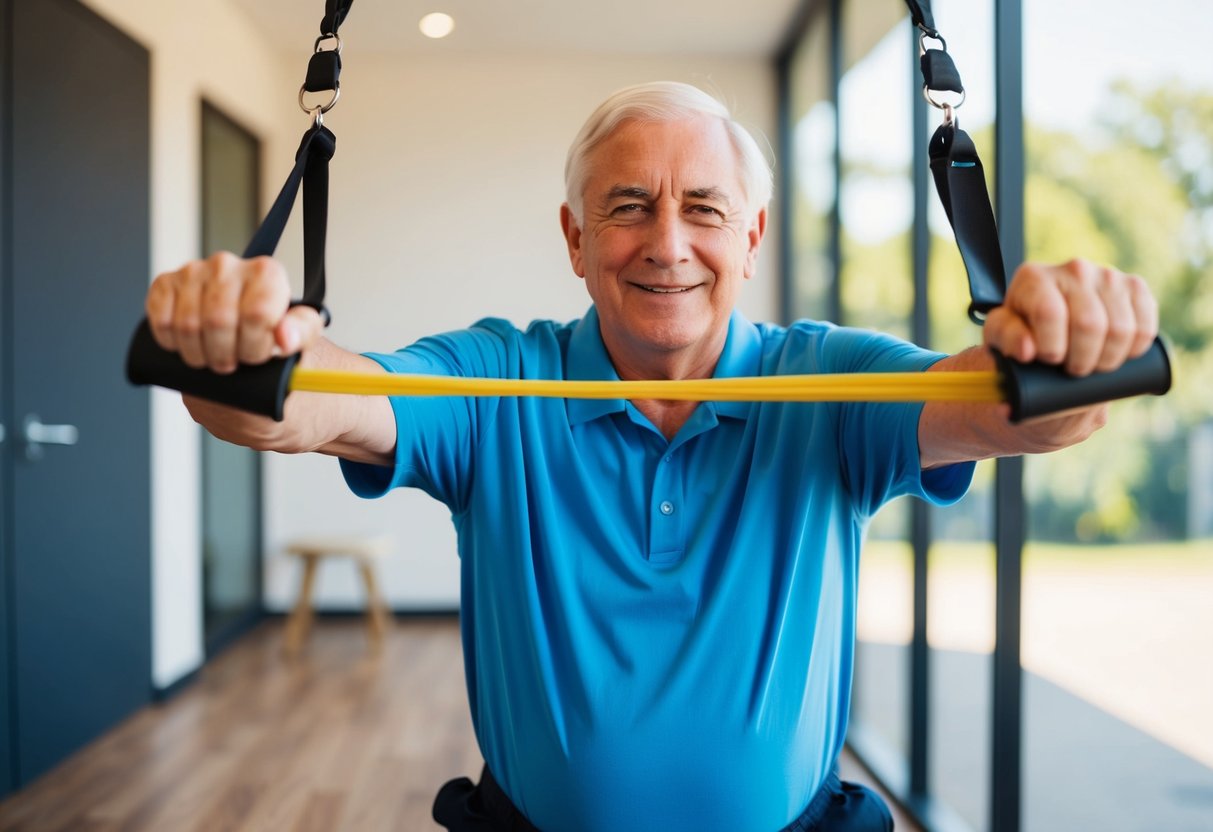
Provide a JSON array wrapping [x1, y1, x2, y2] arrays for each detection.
[[663, 455, 673, 463], [659, 501, 675, 516]]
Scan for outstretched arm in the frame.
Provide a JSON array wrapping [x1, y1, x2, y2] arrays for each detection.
[[145, 251, 396, 465], [919, 259, 1159, 469]]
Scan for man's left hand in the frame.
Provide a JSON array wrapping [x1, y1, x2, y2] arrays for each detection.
[[920, 259, 1161, 468], [983, 258, 1159, 376]]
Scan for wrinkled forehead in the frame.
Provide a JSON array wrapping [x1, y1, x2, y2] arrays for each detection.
[[583, 116, 746, 199]]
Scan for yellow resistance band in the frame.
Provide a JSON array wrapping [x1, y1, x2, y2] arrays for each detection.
[[291, 369, 1005, 404]]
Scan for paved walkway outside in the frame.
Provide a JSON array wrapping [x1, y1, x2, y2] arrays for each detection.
[[853, 540, 1213, 830]]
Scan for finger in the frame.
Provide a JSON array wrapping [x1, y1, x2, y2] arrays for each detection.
[[1008, 265, 1069, 365], [237, 257, 291, 365], [1028, 260, 1111, 378], [1062, 278, 1111, 380], [200, 262, 242, 373], [1092, 268, 1136, 373], [173, 262, 207, 369], [275, 304, 325, 355], [146, 272, 179, 351], [983, 307, 1037, 364], [1126, 273, 1160, 358]]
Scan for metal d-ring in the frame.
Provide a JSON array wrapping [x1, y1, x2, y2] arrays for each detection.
[[298, 83, 341, 120], [918, 29, 947, 56], [922, 84, 966, 117], [314, 32, 343, 55]]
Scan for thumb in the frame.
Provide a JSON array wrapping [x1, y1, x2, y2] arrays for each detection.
[[275, 304, 326, 354], [983, 306, 1038, 365]]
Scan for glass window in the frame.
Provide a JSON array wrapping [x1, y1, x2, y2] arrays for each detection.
[[838, 0, 915, 764], [838, 0, 913, 340], [1023, 1, 1213, 828], [786, 7, 835, 322]]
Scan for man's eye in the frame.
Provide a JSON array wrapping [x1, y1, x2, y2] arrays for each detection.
[[689, 204, 724, 218], [612, 203, 646, 214]]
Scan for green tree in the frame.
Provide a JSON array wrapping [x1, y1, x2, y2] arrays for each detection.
[[1022, 80, 1213, 541]]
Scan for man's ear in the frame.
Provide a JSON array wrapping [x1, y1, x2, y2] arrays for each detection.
[[743, 207, 768, 280], [560, 203, 586, 278]]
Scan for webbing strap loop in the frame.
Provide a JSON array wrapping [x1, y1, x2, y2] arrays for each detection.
[[242, 124, 336, 320], [927, 123, 1007, 322], [320, 0, 355, 37], [903, 0, 937, 35]]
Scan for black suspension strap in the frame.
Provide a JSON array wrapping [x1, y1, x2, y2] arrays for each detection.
[[902, 0, 937, 35], [126, 1, 354, 420], [906, 0, 1170, 419], [911, 4, 1004, 322], [319, 0, 355, 38]]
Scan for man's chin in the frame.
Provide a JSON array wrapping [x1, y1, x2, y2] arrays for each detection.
[[630, 326, 714, 357]]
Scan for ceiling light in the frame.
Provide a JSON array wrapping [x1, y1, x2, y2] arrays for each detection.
[[419, 12, 455, 39]]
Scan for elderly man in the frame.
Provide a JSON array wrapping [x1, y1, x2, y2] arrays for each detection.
[[146, 82, 1158, 831]]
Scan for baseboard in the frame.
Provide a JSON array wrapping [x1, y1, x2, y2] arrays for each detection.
[[151, 666, 201, 703]]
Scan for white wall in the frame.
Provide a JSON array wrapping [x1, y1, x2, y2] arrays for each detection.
[[80, 0, 300, 688], [80, 0, 781, 683], [262, 52, 779, 612]]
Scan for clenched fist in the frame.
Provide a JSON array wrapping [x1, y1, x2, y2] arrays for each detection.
[[145, 251, 325, 374], [984, 259, 1159, 377]]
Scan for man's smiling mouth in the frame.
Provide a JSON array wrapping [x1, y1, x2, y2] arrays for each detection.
[[637, 285, 694, 294]]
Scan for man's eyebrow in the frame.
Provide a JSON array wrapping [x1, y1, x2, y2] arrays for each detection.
[[685, 186, 732, 204], [601, 185, 733, 204], [602, 185, 652, 203]]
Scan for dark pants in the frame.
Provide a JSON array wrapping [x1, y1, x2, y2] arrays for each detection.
[[433, 766, 894, 832]]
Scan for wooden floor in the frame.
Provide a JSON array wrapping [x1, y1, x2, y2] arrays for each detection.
[[0, 618, 917, 831]]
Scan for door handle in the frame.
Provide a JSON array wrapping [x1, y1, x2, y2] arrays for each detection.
[[23, 414, 79, 460]]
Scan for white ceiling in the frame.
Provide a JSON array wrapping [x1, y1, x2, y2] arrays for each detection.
[[232, 0, 806, 58]]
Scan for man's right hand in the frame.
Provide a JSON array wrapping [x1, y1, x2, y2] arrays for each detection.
[[144, 252, 396, 464], [145, 251, 325, 374]]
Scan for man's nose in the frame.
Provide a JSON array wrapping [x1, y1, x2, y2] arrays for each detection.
[[643, 209, 691, 269]]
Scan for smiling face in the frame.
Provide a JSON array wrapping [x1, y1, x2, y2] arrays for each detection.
[[560, 116, 766, 379]]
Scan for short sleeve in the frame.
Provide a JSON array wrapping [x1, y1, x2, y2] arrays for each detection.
[[824, 327, 975, 516], [338, 320, 514, 512]]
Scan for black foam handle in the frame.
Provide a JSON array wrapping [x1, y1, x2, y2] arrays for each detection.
[[996, 337, 1172, 423], [125, 318, 298, 421]]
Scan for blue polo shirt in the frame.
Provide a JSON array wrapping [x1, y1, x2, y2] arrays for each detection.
[[341, 308, 973, 832]]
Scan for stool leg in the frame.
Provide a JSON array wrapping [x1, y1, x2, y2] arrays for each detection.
[[357, 557, 391, 652], [284, 554, 320, 656]]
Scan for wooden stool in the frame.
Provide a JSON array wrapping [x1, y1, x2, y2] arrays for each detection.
[[282, 535, 394, 656]]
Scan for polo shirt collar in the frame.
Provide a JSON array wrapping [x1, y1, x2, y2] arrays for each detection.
[[565, 307, 764, 426], [712, 309, 763, 419], [567, 307, 625, 425]]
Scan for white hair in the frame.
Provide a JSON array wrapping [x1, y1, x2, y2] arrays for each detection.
[[563, 81, 773, 223]]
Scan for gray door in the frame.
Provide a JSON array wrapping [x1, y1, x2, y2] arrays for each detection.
[[2, 0, 151, 789], [0, 0, 10, 790]]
